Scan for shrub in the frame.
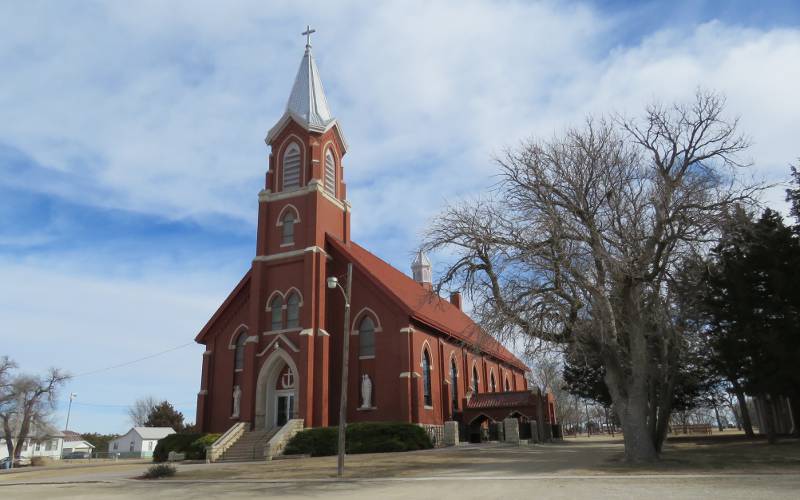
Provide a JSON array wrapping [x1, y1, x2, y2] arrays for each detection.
[[283, 426, 338, 457], [142, 464, 176, 479], [152, 433, 203, 462], [190, 433, 221, 456], [283, 422, 433, 457]]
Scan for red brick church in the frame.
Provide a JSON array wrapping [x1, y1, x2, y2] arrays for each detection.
[[194, 35, 552, 443]]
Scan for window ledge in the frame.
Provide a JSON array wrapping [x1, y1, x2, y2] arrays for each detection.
[[280, 243, 294, 248], [356, 406, 378, 411], [234, 368, 244, 373], [424, 405, 434, 410], [358, 355, 375, 360]]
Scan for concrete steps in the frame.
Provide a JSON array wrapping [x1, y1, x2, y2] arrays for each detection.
[[218, 429, 278, 462]]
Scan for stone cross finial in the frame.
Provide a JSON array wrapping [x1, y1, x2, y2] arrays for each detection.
[[302, 25, 316, 50]]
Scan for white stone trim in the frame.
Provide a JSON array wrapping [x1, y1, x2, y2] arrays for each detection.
[[228, 324, 249, 349], [317, 329, 330, 337], [400, 327, 414, 334], [203, 350, 213, 357], [356, 406, 377, 411], [400, 372, 421, 378], [275, 134, 306, 191], [262, 327, 303, 336], [245, 335, 259, 344], [254, 246, 328, 263], [299, 329, 314, 336], [257, 333, 300, 355], [275, 203, 302, 226], [285, 287, 305, 306], [358, 355, 375, 360], [198, 390, 208, 395], [350, 307, 383, 335]]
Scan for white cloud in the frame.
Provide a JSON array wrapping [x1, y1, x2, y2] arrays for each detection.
[[0, 259, 227, 433]]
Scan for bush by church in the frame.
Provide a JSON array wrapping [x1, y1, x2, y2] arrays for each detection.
[[152, 433, 220, 462], [283, 422, 433, 457]]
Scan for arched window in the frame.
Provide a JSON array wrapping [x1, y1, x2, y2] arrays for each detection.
[[358, 316, 375, 357], [286, 292, 300, 328], [234, 331, 246, 370], [270, 295, 283, 331], [450, 359, 458, 410], [282, 143, 301, 191], [504, 377, 510, 392], [472, 365, 479, 394], [422, 350, 432, 407], [490, 372, 497, 392], [324, 148, 336, 196], [281, 210, 296, 245]]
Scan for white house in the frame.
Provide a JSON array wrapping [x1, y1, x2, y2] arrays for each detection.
[[1, 430, 65, 462], [108, 427, 176, 458], [61, 430, 95, 457]]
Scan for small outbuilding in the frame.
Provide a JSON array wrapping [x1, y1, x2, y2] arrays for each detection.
[[108, 427, 175, 458]]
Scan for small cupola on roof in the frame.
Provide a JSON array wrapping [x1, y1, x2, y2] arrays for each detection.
[[266, 27, 346, 149], [411, 250, 433, 288]]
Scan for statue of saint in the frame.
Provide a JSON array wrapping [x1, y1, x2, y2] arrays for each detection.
[[232, 385, 242, 418], [360, 374, 373, 409]]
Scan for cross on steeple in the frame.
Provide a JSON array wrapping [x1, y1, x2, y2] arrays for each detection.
[[302, 25, 316, 51]]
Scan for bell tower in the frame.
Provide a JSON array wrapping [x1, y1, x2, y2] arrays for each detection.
[[241, 28, 350, 430]]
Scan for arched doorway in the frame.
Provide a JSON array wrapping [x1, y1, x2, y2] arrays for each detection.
[[254, 350, 299, 430], [467, 414, 495, 443]]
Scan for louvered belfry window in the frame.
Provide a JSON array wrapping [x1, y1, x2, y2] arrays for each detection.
[[324, 149, 336, 196], [282, 143, 301, 190]]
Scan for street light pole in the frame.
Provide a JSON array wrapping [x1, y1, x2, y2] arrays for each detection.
[[335, 263, 352, 478], [64, 393, 77, 430], [327, 264, 353, 478]]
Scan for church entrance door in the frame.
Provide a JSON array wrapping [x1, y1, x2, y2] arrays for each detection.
[[276, 392, 294, 427]]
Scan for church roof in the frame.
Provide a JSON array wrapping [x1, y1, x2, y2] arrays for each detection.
[[265, 45, 345, 147], [327, 236, 527, 371]]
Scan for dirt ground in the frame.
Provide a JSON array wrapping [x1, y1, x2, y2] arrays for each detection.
[[0, 434, 798, 499]]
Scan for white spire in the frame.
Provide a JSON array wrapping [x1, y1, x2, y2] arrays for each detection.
[[266, 28, 344, 146], [412, 250, 432, 285]]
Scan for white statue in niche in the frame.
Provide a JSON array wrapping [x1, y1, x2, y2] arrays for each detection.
[[232, 385, 242, 418], [360, 374, 373, 409]]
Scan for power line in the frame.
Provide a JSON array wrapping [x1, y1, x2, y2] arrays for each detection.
[[70, 341, 196, 378]]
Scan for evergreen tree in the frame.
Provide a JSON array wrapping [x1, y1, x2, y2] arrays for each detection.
[[144, 401, 185, 432], [701, 208, 800, 441]]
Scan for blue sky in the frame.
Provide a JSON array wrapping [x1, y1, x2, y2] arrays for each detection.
[[1, 0, 799, 434]]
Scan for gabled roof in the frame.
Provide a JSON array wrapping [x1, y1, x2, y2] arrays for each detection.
[[131, 427, 176, 440], [195, 270, 251, 343], [326, 236, 527, 371]]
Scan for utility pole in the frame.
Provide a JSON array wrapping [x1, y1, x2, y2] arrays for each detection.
[[64, 393, 77, 430], [329, 263, 352, 478]]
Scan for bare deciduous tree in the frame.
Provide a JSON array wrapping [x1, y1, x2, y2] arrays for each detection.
[[127, 396, 158, 427], [0, 359, 70, 461], [423, 91, 758, 462]]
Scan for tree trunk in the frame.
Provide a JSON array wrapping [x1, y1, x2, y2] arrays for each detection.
[[731, 382, 754, 438], [1, 416, 14, 464], [713, 404, 724, 432], [619, 396, 659, 462], [763, 396, 778, 444]]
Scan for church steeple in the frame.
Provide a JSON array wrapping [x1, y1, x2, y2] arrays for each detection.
[[266, 27, 346, 149]]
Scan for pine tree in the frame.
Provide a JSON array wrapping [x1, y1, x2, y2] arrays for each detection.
[[144, 401, 185, 432]]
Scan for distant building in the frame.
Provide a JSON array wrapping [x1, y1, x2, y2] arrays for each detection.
[[61, 430, 95, 457], [107, 427, 175, 458], [0, 430, 64, 461]]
